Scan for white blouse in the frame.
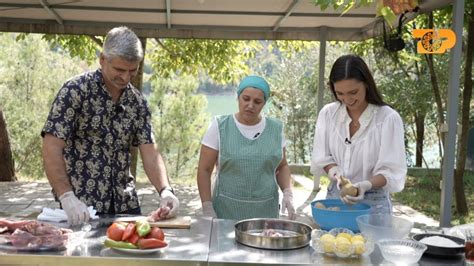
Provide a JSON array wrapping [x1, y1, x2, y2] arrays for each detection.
[[310, 102, 407, 193]]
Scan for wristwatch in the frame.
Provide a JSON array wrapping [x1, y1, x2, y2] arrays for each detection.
[[159, 186, 175, 197]]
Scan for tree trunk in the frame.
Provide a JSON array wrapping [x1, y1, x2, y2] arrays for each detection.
[[454, 9, 473, 215], [129, 38, 147, 178], [414, 111, 425, 167], [0, 108, 16, 181], [424, 13, 446, 160], [411, 29, 427, 168]]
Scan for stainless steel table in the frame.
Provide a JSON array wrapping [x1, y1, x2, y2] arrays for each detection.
[[207, 219, 465, 265], [0, 217, 212, 266], [0, 217, 466, 265]]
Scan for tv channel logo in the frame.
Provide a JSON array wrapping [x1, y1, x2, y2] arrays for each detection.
[[412, 29, 456, 54]]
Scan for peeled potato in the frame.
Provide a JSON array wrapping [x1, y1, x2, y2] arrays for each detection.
[[352, 240, 366, 255], [315, 202, 326, 209], [320, 233, 336, 253], [340, 176, 358, 197]]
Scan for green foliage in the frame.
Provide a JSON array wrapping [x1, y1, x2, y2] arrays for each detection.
[[267, 47, 319, 164], [0, 33, 85, 178], [17, 33, 101, 64], [148, 39, 259, 84], [148, 75, 210, 180], [311, 0, 372, 15], [348, 17, 450, 166]]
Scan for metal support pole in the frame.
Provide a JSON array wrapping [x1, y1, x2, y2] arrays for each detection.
[[166, 0, 171, 29], [313, 26, 327, 191], [440, 0, 464, 227], [317, 27, 327, 115]]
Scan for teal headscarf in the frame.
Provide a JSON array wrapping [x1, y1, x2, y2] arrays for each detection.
[[237, 76, 270, 101]]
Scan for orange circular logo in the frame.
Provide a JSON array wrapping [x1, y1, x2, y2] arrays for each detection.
[[421, 31, 443, 52]]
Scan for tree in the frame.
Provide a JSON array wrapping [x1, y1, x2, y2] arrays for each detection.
[[349, 32, 440, 169], [453, 6, 474, 215], [0, 107, 15, 181], [350, 6, 473, 215], [148, 75, 209, 179], [0, 33, 85, 179], [148, 38, 258, 83], [2, 33, 257, 181], [266, 46, 319, 164], [418, 6, 473, 215]]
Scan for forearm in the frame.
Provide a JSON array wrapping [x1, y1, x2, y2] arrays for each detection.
[[197, 168, 213, 202], [276, 162, 292, 191], [42, 135, 72, 197], [368, 174, 387, 189], [323, 163, 337, 174], [196, 145, 218, 203], [141, 144, 170, 192]]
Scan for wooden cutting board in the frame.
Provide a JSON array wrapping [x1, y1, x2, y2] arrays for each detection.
[[114, 216, 192, 229], [149, 216, 192, 229]]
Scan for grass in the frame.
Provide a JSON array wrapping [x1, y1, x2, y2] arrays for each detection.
[[392, 169, 474, 225]]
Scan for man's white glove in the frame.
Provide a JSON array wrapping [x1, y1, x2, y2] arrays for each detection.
[[160, 189, 180, 219], [281, 188, 296, 220], [341, 180, 372, 205], [59, 191, 90, 226], [202, 201, 217, 218], [328, 166, 343, 189]]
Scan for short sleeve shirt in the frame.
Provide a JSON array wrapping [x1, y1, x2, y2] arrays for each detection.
[[41, 69, 154, 214]]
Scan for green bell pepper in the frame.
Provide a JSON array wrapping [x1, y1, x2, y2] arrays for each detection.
[[104, 238, 138, 249], [135, 219, 151, 237]]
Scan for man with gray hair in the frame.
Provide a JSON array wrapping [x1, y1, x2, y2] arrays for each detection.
[[41, 26, 179, 225]]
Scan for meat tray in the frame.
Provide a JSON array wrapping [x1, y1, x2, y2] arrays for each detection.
[[234, 218, 312, 250]]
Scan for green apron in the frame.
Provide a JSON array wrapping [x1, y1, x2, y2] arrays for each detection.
[[213, 115, 282, 220]]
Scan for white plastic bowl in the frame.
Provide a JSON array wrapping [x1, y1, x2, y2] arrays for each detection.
[[377, 239, 427, 264], [356, 214, 414, 241]]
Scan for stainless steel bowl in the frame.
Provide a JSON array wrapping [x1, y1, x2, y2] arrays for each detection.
[[235, 218, 312, 250]]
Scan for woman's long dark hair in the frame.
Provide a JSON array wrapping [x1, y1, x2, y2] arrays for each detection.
[[328, 55, 386, 106]]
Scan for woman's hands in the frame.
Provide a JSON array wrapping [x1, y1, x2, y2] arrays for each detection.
[[281, 188, 296, 220], [202, 201, 217, 218], [341, 180, 372, 204], [328, 166, 343, 189]]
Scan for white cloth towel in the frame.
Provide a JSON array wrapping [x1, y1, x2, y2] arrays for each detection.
[[37, 207, 99, 222]]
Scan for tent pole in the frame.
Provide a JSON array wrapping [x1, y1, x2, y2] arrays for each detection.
[[317, 26, 327, 115], [440, 0, 465, 227]]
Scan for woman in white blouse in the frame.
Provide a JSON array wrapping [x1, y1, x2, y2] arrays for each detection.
[[310, 55, 407, 214]]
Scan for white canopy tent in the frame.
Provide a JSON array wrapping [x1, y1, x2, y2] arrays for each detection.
[[0, 0, 464, 226]]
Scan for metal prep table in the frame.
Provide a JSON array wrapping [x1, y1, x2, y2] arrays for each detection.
[[0, 217, 467, 265], [0, 217, 213, 266], [207, 219, 466, 266]]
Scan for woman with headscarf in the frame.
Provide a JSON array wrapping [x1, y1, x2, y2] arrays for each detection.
[[197, 75, 296, 221], [310, 55, 407, 214]]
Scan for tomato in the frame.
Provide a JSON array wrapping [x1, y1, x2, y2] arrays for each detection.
[[122, 222, 136, 241], [106, 222, 125, 241], [146, 227, 165, 241], [126, 231, 141, 245], [137, 238, 167, 249]]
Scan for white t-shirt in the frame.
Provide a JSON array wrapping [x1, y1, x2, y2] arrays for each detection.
[[201, 114, 286, 151], [310, 102, 407, 193]]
